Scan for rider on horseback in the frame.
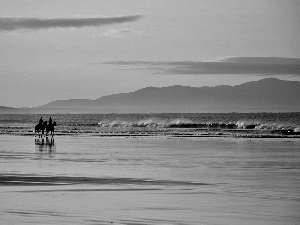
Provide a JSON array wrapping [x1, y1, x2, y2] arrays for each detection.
[[36, 117, 56, 137]]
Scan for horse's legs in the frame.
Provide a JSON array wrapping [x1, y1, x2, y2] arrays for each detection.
[[46, 126, 50, 136], [36, 128, 40, 138], [35, 126, 39, 136]]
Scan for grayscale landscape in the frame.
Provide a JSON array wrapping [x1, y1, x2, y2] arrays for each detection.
[[0, 1, 299, 225]]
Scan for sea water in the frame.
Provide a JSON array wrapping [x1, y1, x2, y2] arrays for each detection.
[[0, 113, 300, 136], [0, 135, 299, 224]]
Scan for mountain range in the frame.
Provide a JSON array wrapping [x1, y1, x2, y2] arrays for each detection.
[[1, 78, 299, 113]]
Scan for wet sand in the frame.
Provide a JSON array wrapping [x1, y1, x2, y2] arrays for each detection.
[[0, 135, 299, 224], [1, 127, 300, 138]]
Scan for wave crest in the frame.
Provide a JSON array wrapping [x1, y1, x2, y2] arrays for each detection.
[[97, 118, 299, 132]]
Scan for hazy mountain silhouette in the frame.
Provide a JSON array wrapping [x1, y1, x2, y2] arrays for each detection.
[[0, 106, 20, 113], [1, 78, 300, 113]]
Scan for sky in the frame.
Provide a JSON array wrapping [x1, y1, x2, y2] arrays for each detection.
[[0, 0, 300, 107]]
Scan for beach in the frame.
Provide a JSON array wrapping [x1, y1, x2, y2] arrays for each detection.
[[0, 135, 299, 224], [2, 0, 300, 224]]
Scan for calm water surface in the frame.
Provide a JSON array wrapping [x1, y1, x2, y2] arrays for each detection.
[[0, 135, 299, 224]]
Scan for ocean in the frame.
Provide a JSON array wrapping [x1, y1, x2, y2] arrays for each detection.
[[0, 113, 300, 137]]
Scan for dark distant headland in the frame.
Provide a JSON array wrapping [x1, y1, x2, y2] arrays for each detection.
[[1, 78, 300, 114]]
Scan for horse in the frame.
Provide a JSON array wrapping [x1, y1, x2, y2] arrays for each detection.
[[35, 121, 47, 137], [46, 121, 57, 137]]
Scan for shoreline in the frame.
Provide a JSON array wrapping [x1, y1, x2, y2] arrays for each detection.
[[1, 130, 300, 139], [1, 113, 299, 139]]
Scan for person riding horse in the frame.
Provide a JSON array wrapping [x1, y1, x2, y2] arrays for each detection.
[[35, 117, 57, 137], [46, 121, 57, 137], [35, 121, 47, 137]]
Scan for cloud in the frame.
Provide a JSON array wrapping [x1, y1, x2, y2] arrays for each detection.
[[0, 15, 142, 32], [102, 57, 300, 76]]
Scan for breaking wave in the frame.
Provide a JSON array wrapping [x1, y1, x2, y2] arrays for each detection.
[[97, 118, 299, 132], [98, 118, 196, 128]]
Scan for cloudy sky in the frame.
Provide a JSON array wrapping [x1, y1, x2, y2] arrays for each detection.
[[1, 0, 300, 107]]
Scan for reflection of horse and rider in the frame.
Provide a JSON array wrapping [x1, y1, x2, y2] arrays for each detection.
[[35, 117, 57, 137], [35, 136, 55, 146]]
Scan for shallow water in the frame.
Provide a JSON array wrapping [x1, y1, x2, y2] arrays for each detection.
[[0, 135, 299, 224]]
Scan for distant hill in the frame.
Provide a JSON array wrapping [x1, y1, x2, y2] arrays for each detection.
[[0, 106, 22, 114], [1, 78, 300, 113]]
